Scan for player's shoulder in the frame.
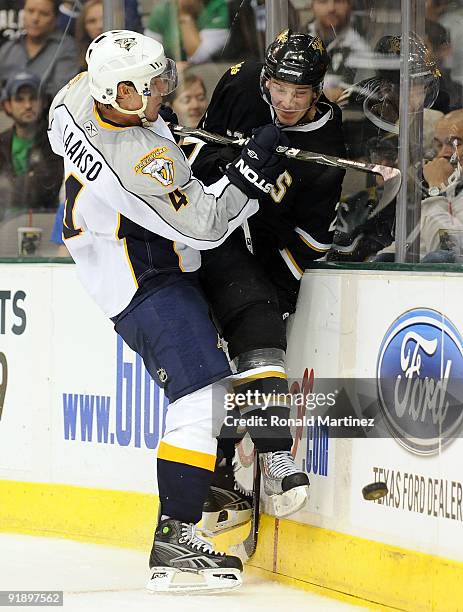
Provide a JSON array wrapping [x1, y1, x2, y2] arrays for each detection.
[[330, 100, 343, 125], [221, 60, 263, 85], [112, 128, 191, 194], [318, 94, 343, 124]]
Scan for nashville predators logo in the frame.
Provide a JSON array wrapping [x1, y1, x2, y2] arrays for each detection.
[[312, 36, 325, 52], [230, 61, 244, 75], [276, 29, 289, 44], [115, 37, 137, 52], [135, 147, 175, 186], [142, 157, 174, 185]]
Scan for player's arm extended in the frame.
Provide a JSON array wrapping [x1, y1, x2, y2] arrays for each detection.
[[114, 135, 259, 250]]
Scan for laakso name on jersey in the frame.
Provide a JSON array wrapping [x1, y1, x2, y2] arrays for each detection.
[[62, 124, 102, 181]]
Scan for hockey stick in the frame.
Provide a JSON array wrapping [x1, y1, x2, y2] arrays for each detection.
[[230, 450, 261, 562], [171, 124, 402, 217]]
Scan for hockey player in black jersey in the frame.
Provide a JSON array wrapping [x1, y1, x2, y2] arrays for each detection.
[[186, 30, 346, 536]]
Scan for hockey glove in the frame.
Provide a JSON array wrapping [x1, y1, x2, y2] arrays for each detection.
[[226, 125, 288, 199], [217, 145, 240, 174]]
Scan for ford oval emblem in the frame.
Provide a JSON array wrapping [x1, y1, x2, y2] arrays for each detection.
[[377, 308, 463, 455]]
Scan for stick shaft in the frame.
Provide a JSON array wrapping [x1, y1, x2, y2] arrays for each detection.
[[171, 124, 401, 217], [171, 124, 401, 184]]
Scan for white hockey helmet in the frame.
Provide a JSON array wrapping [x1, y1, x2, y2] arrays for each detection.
[[86, 30, 177, 121]]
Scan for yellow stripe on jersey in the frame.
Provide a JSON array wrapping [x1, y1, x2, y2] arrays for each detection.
[[173, 242, 185, 272], [184, 141, 205, 164], [284, 248, 304, 276], [157, 441, 216, 471], [298, 233, 329, 253], [93, 105, 131, 131]]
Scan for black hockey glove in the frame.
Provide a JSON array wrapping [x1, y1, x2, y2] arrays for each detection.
[[226, 125, 288, 199], [217, 145, 240, 174], [159, 104, 180, 142]]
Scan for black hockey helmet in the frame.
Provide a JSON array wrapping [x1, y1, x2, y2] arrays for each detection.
[[263, 29, 330, 89]]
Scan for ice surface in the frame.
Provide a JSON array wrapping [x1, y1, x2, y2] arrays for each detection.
[[0, 534, 364, 611]]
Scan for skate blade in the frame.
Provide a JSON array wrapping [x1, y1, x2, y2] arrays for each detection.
[[146, 567, 242, 594], [200, 508, 252, 536], [271, 485, 309, 518]]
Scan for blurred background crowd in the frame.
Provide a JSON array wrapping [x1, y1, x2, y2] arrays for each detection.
[[1, 0, 463, 263]]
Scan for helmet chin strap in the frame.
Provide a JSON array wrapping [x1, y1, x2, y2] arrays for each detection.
[[112, 95, 152, 127]]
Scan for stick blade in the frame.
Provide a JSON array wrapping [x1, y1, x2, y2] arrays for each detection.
[[370, 165, 402, 217]]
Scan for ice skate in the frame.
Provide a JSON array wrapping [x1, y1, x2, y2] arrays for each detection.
[[147, 518, 243, 593], [201, 462, 253, 536], [260, 451, 309, 517]]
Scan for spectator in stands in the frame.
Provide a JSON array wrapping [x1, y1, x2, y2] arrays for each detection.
[[57, 0, 142, 37], [363, 109, 463, 263], [0, 1, 24, 47], [420, 108, 463, 260], [328, 34, 442, 262], [220, 0, 300, 62], [75, 0, 102, 69], [0, 71, 63, 222], [0, 0, 78, 98], [144, 0, 229, 68], [426, 0, 463, 87], [307, 0, 371, 101], [425, 18, 463, 111], [165, 72, 207, 127]]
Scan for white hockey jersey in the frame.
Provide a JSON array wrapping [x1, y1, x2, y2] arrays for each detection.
[[48, 73, 258, 317]]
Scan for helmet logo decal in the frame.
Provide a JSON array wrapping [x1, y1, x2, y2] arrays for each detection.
[[114, 37, 137, 52], [311, 36, 325, 52], [276, 29, 289, 44], [134, 146, 175, 187], [230, 61, 244, 75]]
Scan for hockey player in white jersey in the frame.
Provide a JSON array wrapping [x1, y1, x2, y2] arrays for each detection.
[[48, 30, 288, 593]]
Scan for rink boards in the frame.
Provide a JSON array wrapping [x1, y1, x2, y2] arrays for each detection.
[[0, 262, 463, 611]]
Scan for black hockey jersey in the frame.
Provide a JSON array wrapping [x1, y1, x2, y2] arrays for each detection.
[[189, 61, 346, 286]]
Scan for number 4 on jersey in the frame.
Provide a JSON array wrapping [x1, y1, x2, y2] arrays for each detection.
[[168, 188, 189, 212]]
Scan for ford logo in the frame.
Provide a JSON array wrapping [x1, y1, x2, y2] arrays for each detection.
[[377, 308, 463, 455]]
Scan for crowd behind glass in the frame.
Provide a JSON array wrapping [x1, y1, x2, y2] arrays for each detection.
[[1, 0, 462, 263]]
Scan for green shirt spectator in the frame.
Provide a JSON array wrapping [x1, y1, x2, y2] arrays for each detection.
[[11, 132, 34, 175], [145, 0, 229, 64], [0, 72, 63, 220]]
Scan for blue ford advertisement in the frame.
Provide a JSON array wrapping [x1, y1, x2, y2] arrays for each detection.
[[377, 308, 463, 455]]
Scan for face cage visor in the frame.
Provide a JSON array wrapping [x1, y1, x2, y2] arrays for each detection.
[[144, 57, 178, 97], [261, 71, 323, 113]]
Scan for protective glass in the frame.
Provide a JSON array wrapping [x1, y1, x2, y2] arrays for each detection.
[[419, 74, 440, 110]]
